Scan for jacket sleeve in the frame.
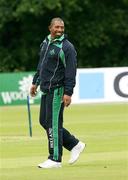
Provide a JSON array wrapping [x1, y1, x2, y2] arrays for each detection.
[[32, 42, 44, 86], [64, 42, 77, 96], [32, 70, 40, 86]]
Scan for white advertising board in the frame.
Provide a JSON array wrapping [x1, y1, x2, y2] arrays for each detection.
[[72, 67, 128, 104]]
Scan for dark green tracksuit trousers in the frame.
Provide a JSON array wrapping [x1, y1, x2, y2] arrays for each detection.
[[39, 87, 79, 162]]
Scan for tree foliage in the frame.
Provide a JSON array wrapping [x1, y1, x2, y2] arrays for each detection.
[[0, 0, 128, 72]]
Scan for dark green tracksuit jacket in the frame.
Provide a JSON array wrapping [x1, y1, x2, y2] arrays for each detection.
[[32, 34, 78, 162], [33, 34, 77, 96]]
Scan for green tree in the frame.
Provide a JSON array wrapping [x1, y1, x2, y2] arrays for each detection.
[[0, 0, 128, 72]]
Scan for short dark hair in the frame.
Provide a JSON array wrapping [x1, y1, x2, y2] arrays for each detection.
[[49, 17, 64, 27]]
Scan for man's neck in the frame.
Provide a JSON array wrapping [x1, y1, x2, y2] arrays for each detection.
[[47, 34, 64, 43]]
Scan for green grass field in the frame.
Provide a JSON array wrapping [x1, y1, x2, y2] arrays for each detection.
[[0, 103, 128, 180]]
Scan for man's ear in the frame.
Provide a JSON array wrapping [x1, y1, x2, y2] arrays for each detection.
[[48, 25, 51, 32]]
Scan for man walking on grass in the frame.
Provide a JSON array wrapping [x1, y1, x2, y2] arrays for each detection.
[[30, 17, 85, 168]]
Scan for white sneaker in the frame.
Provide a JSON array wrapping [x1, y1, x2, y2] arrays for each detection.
[[68, 141, 85, 164], [38, 159, 61, 169]]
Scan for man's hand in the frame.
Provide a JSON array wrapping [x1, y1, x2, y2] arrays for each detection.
[[63, 94, 71, 107], [30, 85, 37, 97]]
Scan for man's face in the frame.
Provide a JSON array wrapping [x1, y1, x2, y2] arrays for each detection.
[[49, 20, 64, 39]]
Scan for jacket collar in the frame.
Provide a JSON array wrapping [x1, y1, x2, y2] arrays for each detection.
[[47, 34, 65, 43]]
